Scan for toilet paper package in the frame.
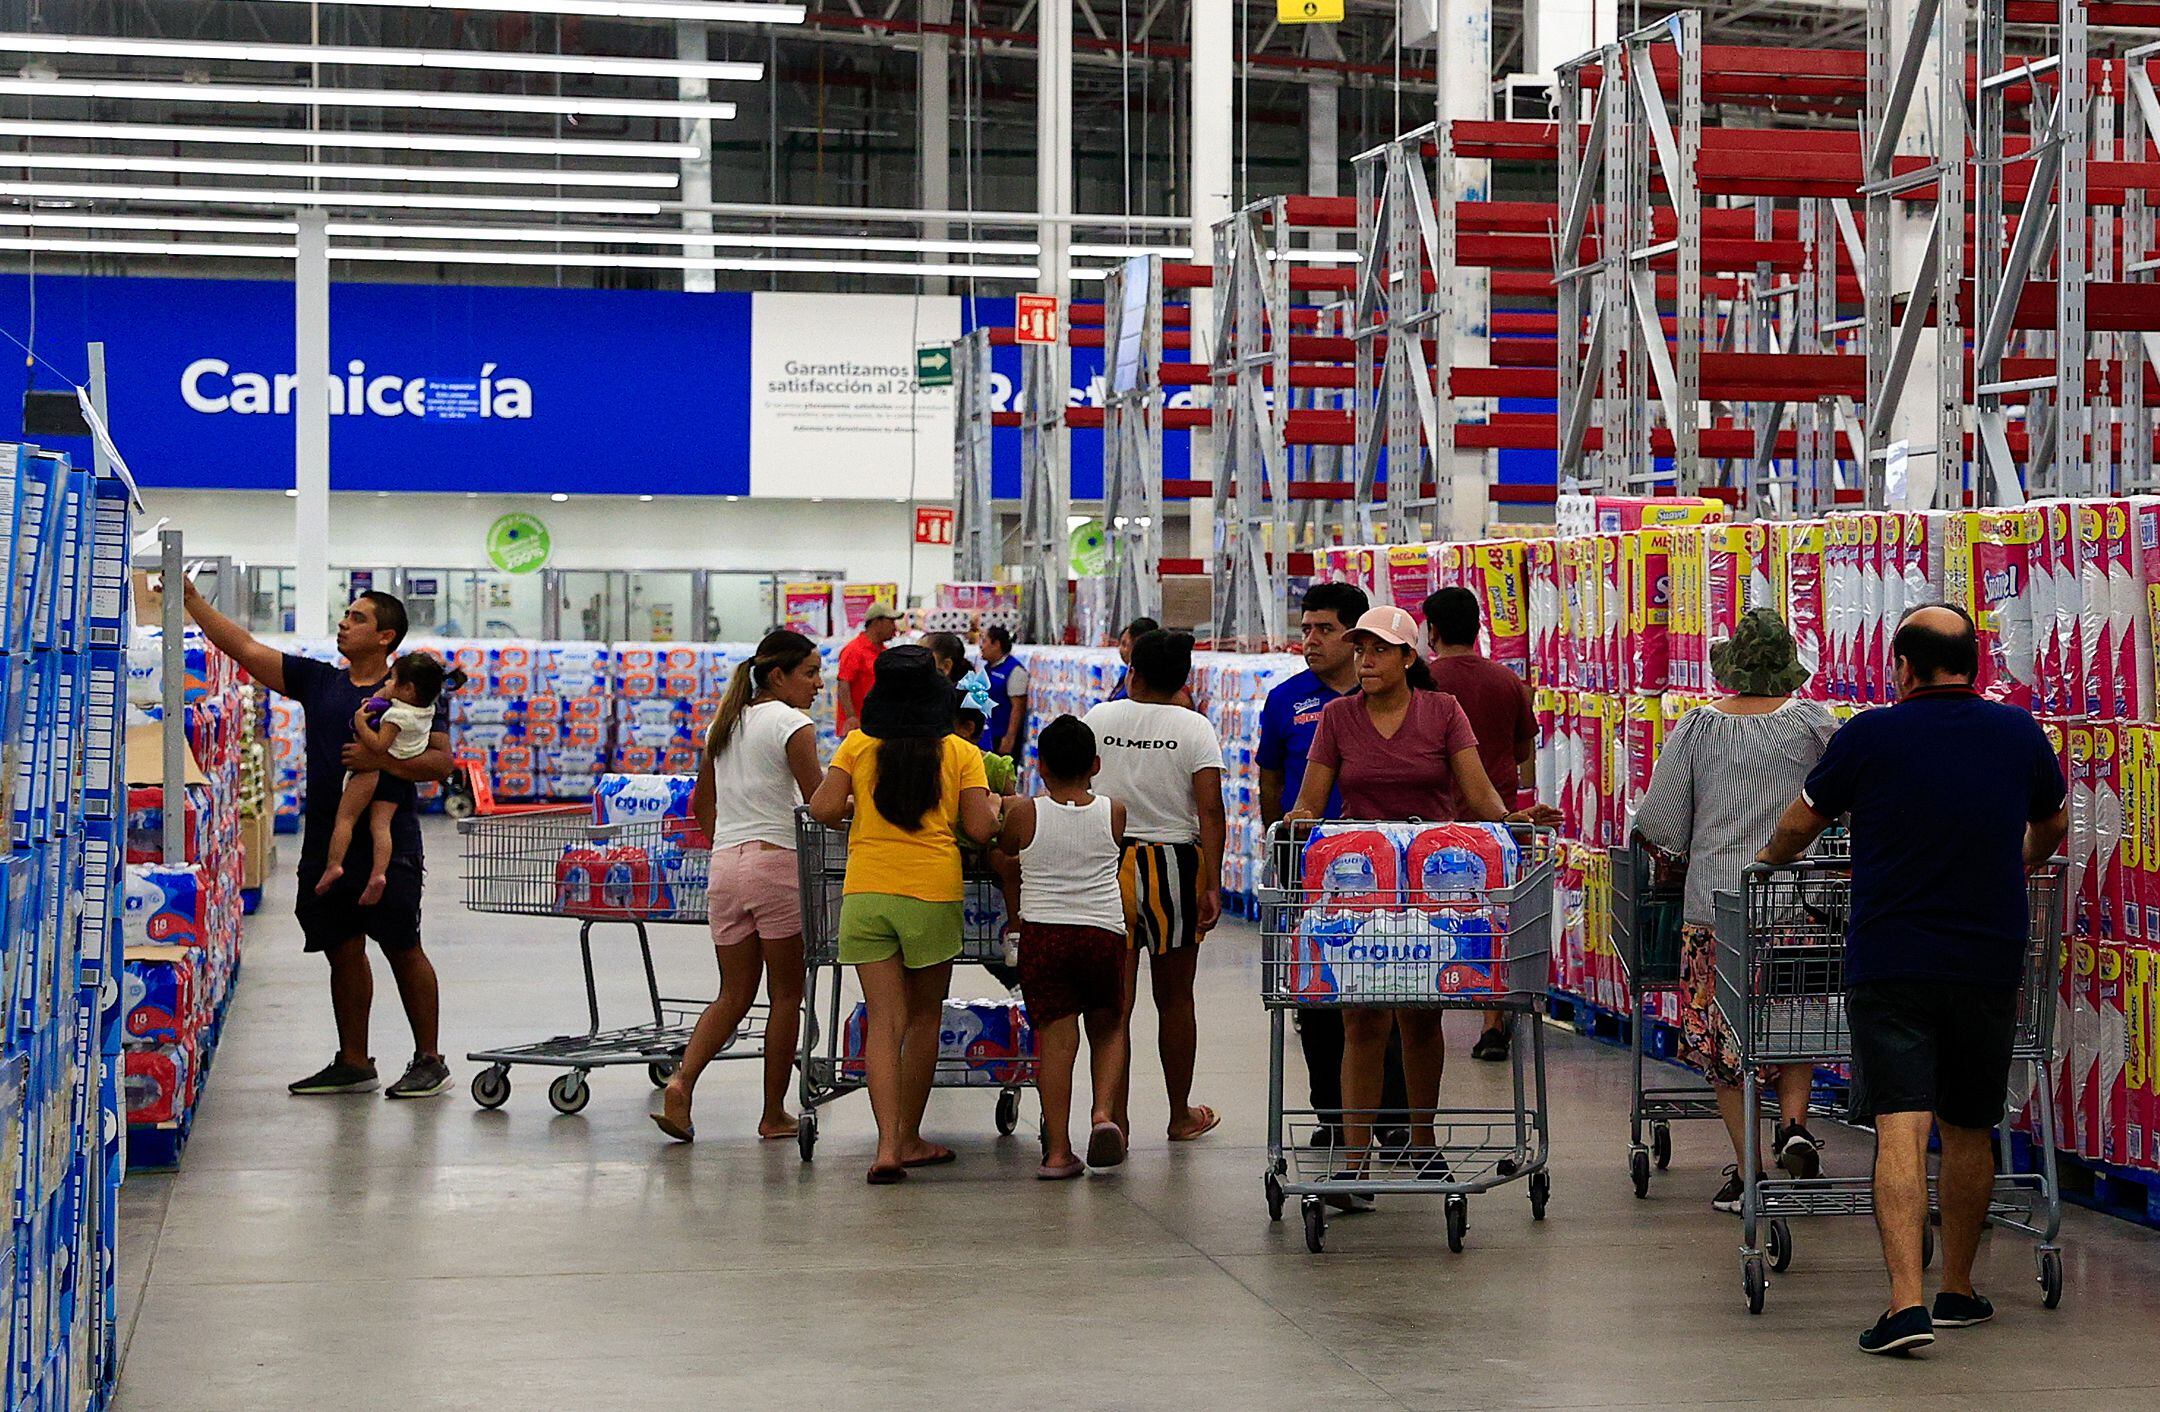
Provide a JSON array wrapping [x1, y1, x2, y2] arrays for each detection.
[[2034, 501, 2075, 715], [1701, 524, 1772, 693], [591, 773, 696, 828], [1857, 513, 1887, 702], [123, 1041, 193, 1126], [2078, 501, 2109, 717], [1945, 509, 2041, 709], [1386, 543, 1433, 619], [1822, 514, 1861, 701], [1623, 529, 1672, 693], [1595, 534, 1624, 693], [122, 951, 198, 1046], [2102, 499, 2141, 719], [1771, 520, 1826, 698], [2131, 499, 2160, 720], [120, 864, 208, 948], [1528, 539, 1560, 685], [839, 1000, 1035, 1085]]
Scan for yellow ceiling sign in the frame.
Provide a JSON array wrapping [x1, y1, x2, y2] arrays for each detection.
[[1278, 0, 1344, 21]]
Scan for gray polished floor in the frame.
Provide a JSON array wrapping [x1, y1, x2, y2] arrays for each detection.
[[115, 822, 2160, 1410]]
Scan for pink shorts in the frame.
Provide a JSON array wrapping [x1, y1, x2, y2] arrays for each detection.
[[707, 842, 803, 947]]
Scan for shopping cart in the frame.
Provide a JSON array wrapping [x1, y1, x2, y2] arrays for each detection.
[[1610, 829, 1850, 1197], [792, 807, 1037, 1163], [457, 809, 766, 1115], [1259, 822, 1557, 1254], [1713, 857, 2068, 1315]]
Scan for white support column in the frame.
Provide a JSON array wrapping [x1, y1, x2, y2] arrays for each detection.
[[1440, 0, 1494, 539], [294, 208, 331, 638], [1524, 0, 1616, 85], [678, 19, 716, 294], [1033, 0, 1073, 636], [921, 0, 954, 297], [1189, 0, 1233, 570]]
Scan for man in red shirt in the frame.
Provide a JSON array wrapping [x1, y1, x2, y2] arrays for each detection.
[[834, 603, 901, 736], [1423, 586, 1539, 1063]]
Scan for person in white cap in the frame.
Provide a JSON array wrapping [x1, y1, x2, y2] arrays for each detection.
[[1286, 604, 1553, 1203]]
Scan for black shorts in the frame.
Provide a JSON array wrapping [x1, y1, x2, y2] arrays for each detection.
[[1847, 980, 2017, 1130], [295, 855, 426, 953]]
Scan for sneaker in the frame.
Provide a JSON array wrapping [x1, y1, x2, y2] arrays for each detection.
[[1418, 1151, 1455, 1182], [1470, 1027, 1511, 1062], [289, 1055, 378, 1096], [1931, 1290, 1994, 1328], [384, 1052, 452, 1100], [1775, 1121, 1825, 1180], [1711, 1164, 1749, 1214], [1858, 1305, 1935, 1356], [1322, 1175, 1375, 1213], [1307, 1124, 1342, 1150]]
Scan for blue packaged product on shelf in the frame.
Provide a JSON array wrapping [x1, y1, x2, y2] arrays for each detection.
[[83, 473, 129, 651], [74, 828, 118, 999], [77, 653, 124, 823], [22, 452, 67, 656], [50, 471, 84, 656], [7, 655, 51, 849]]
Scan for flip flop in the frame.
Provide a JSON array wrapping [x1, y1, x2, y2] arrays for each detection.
[[901, 1144, 958, 1169], [1036, 1158, 1086, 1181], [649, 1112, 694, 1144], [866, 1164, 908, 1185], [756, 1121, 799, 1141], [1085, 1121, 1127, 1169], [1168, 1106, 1222, 1142]]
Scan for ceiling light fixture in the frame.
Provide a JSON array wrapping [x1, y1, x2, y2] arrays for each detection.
[[0, 118, 696, 160], [0, 77, 737, 122], [0, 152, 681, 189], [0, 33, 763, 82], [0, 180, 664, 214], [332, 220, 1032, 254], [241, 0, 806, 22]]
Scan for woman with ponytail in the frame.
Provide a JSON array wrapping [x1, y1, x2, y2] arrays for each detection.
[[809, 645, 1000, 1183], [653, 630, 823, 1144]]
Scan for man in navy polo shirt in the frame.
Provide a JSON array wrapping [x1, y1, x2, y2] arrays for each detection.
[[1259, 581, 1407, 1145], [1760, 604, 2067, 1357]]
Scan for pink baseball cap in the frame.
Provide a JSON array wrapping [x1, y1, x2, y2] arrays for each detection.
[[1344, 605, 1420, 648]]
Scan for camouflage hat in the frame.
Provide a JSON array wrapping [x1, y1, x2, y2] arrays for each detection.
[[1709, 607, 1811, 696]]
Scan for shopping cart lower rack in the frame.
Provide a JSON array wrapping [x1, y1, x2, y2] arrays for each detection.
[[458, 809, 765, 1114], [792, 807, 1038, 1163], [1712, 857, 2068, 1315], [1259, 822, 1557, 1254]]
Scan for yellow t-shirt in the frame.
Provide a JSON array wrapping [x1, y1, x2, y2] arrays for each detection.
[[830, 731, 989, 902]]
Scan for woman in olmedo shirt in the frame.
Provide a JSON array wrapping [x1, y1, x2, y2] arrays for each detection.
[[654, 630, 824, 1144], [809, 646, 1000, 1184], [1285, 606, 1543, 1201]]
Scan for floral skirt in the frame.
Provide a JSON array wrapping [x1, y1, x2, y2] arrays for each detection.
[[1677, 922, 1748, 1089]]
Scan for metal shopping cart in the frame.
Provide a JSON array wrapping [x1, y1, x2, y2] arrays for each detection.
[[457, 810, 766, 1114], [792, 807, 1038, 1163], [1259, 822, 1558, 1254], [1610, 829, 1851, 1196], [1713, 857, 2068, 1315]]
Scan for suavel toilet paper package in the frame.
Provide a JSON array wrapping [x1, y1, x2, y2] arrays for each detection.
[[120, 864, 208, 948], [1944, 508, 2041, 709], [1771, 521, 1826, 699], [1623, 529, 1672, 693]]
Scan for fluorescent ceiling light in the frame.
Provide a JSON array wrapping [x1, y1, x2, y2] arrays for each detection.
[[240, 0, 806, 21], [0, 152, 679, 189], [0, 235, 290, 258], [1069, 243, 1194, 258], [0, 33, 763, 82], [0, 211, 297, 235], [0, 77, 736, 122], [0, 118, 695, 159], [0, 180, 663, 214]]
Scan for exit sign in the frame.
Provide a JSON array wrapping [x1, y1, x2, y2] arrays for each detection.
[[915, 345, 954, 387], [1015, 293, 1060, 345], [914, 505, 956, 546]]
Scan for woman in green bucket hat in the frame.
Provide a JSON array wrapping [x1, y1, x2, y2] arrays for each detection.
[[1632, 608, 1842, 1211]]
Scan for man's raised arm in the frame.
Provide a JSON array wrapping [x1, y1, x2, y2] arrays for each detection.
[[181, 576, 286, 695]]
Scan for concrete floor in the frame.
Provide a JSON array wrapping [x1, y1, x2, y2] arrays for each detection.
[[114, 821, 2160, 1411]]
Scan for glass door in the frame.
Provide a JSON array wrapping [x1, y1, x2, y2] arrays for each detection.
[[548, 570, 628, 641], [625, 571, 695, 643]]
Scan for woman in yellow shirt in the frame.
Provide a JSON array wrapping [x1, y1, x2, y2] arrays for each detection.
[[809, 645, 999, 1184]]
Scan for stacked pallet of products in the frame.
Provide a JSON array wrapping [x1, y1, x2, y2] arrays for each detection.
[[2, 443, 130, 1410], [122, 626, 248, 1171], [432, 639, 612, 802]]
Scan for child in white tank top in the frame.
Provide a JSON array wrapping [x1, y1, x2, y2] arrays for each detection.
[[996, 715, 1132, 1180]]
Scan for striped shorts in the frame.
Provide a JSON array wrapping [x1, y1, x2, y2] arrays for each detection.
[[1119, 841, 1203, 954]]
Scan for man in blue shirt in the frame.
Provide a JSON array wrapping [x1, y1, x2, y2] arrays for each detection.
[[1259, 582, 1406, 1146], [1760, 604, 2067, 1356]]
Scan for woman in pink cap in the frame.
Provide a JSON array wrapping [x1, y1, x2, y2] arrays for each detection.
[[1286, 604, 1549, 1202]]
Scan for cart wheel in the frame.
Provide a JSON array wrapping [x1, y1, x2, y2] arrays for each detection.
[[547, 1072, 590, 1115], [1265, 1172, 1286, 1222], [1629, 1147, 1650, 1199], [797, 1111, 818, 1162], [1743, 1255, 1767, 1315], [1767, 1218, 1792, 1274], [2038, 1248, 2063, 1309], [443, 789, 475, 821], [1445, 1195, 1468, 1253], [1921, 1224, 1935, 1270], [995, 1088, 1021, 1136], [1651, 1122, 1673, 1171], [1529, 1170, 1550, 1221], [471, 1065, 510, 1110], [647, 1060, 678, 1089], [1301, 1196, 1327, 1254]]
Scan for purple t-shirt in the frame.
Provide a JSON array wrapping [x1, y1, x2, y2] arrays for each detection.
[[1308, 690, 1481, 822]]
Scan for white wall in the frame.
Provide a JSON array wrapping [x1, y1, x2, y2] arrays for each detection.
[[144, 489, 957, 592]]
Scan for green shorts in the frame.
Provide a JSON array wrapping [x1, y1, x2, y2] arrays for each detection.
[[836, 892, 965, 970]]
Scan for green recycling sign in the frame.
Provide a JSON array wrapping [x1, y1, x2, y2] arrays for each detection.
[[486, 512, 553, 574], [916, 345, 954, 388]]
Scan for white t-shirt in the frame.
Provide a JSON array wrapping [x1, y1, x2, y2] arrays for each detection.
[[1082, 698, 1224, 845], [379, 700, 438, 760], [706, 700, 817, 851]]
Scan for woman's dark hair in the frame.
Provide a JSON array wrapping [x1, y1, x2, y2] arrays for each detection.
[[708, 629, 818, 760], [1892, 603, 1980, 683], [923, 631, 970, 683], [1120, 616, 1161, 642], [983, 623, 1015, 651], [1404, 646, 1439, 692], [391, 651, 446, 706], [1130, 629, 1195, 696], [872, 736, 945, 832]]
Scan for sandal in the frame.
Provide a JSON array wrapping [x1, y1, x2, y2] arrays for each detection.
[[1036, 1157, 1086, 1181], [649, 1112, 694, 1144], [866, 1164, 908, 1186], [901, 1144, 957, 1169], [1168, 1105, 1222, 1142], [1085, 1121, 1127, 1169]]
